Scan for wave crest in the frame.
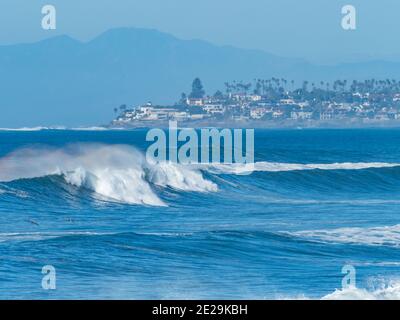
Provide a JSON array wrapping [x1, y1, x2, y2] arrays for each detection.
[[0, 144, 217, 206], [289, 224, 400, 247], [207, 161, 400, 174], [1, 143, 399, 205]]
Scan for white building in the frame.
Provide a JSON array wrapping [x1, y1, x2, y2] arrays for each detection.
[[280, 99, 295, 105], [272, 111, 284, 118], [250, 107, 269, 119], [249, 94, 262, 101], [186, 98, 204, 106], [203, 104, 225, 114], [291, 111, 313, 120]]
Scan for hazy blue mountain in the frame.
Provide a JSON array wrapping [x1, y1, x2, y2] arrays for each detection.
[[1, 27, 400, 127]]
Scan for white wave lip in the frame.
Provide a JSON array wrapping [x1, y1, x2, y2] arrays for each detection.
[[0, 144, 217, 206], [148, 161, 217, 192], [290, 224, 400, 247], [207, 161, 400, 174]]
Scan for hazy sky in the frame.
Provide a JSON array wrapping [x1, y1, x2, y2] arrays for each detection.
[[0, 0, 398, 63]]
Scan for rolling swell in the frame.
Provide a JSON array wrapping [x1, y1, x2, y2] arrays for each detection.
[[236, 166, 400, 197], [1, 143, 400, 205]]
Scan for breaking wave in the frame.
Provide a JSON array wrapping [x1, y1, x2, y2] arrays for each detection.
[[0, 144, 217, 206], [1, 143, 399, 206]]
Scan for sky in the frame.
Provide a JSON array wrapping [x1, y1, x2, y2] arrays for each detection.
[[0, 0, 398, 64]]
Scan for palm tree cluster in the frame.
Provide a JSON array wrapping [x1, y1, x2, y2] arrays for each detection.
[[220, 78, 400, 104]]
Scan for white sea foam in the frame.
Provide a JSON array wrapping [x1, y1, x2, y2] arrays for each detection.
[[0, 185, 29, 198], [63, 166, 166, 206], [281, 278, 400, 300], [0, 127, 48, 131], [290, 224, 400, 247], [0, 231, 111, 243], [0, 144, 217, 206], [147, 161, 217, 192], [322, 279, 400, 300], [0, 126, 66, 131], [206, 161, 400, 174], [70, 126, 112, 131]]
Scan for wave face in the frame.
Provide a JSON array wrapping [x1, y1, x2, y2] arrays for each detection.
[[2, 129, 400, 299], [1, 143, 399, 206]]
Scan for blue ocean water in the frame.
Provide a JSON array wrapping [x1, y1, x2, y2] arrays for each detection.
[[1, 128, 400, 299]]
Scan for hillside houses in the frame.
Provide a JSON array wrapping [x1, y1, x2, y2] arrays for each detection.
[[112, 78, 400, 126]]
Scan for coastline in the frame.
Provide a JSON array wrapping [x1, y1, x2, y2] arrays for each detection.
[[107, 119, 400, 130]]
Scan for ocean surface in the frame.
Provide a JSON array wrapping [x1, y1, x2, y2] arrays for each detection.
[[1, 128, 400, 299]]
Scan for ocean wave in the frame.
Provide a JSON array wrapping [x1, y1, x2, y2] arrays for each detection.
[[206, 161, 400, 175], [289, 224, 400, 247], [1, 143, 399, 205], [0, 144, 217, 206]]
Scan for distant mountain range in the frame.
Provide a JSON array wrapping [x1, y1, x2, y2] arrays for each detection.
[[2, 27, 400, 127]]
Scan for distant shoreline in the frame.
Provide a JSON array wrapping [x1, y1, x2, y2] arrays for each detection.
[[3, 121, 400, 132], [107, 119, 400, 130]]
